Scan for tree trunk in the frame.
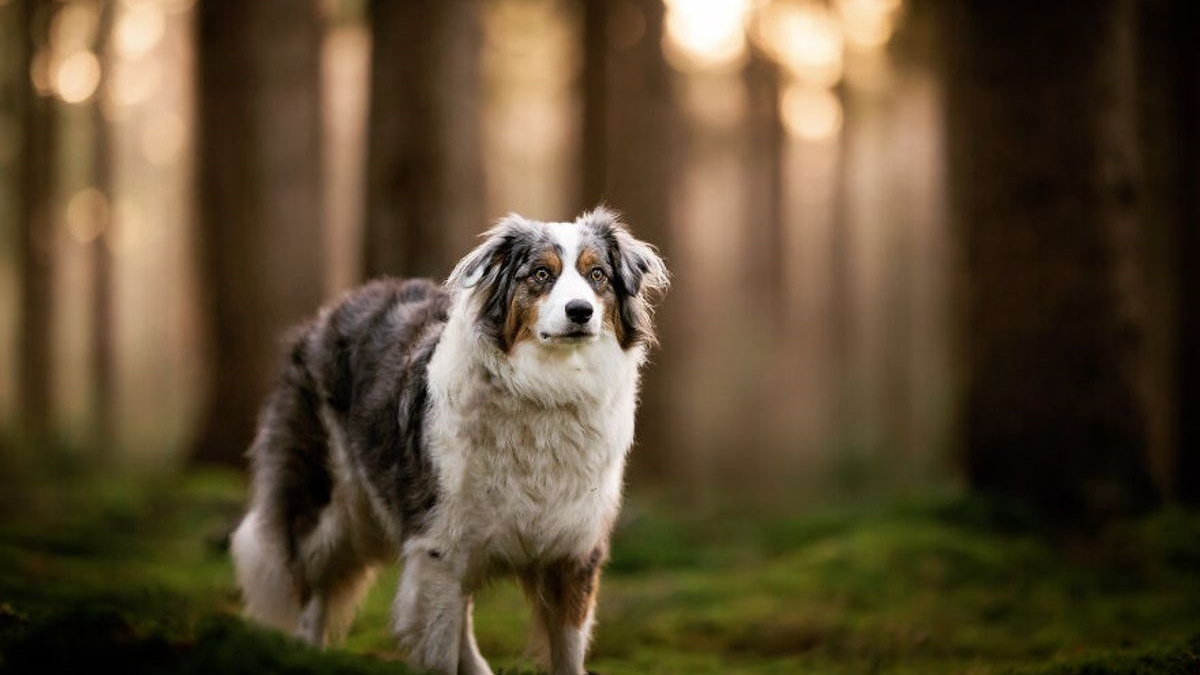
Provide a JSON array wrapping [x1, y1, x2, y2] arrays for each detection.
[[742, 49, 785, 321], [192, 0, 326, 466], [580, 0, 608, 209], [944, 0, 1158, 522], [91, 0, 115, 455], [16, 0, 57, 441], [364, 0, 485, 281], [580, 0, 678, 480], [1166, 1, 1200, 506]]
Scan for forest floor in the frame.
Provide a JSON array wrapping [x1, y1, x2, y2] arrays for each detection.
[[0, 464, 1198, 675]]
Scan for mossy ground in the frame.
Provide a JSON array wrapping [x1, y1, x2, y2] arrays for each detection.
[[0, 464, 1197, 675]]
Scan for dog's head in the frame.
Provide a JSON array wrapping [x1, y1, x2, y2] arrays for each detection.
[[447, 207, 669, 353]]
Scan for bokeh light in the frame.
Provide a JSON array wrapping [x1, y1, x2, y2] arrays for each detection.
[[66, 188, 111, 244], [663, 0, 754, 73], [114, 3, 166, 58], [754, 1, 844, 88], [55, 50, 102, 104], [781, 82, 842, 141], [837, 0, 901, 51]]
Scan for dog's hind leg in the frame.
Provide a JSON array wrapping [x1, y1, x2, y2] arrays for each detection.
[[231, 509, 304, 633], [292, 499, 381, 647]]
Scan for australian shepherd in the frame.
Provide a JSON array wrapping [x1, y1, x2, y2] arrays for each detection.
[[230, 207, 669, 675]]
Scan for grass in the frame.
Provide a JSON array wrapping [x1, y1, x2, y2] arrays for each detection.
[[0, 463, 1197, 675]]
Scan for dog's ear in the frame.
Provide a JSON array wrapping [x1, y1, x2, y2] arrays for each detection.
[[581, 207, 670, 349], [447, 214, 535, 290], [583, 207, 669, 301], [447, 214, 539, 349]]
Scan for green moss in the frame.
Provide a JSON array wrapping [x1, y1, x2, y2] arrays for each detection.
[[0, 467, 1197, 675]]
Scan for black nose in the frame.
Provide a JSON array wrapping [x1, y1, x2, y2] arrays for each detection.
[[565, 299, 594, 324]]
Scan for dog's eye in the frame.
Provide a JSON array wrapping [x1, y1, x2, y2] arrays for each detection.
[[589, 268, 606, 283], [532, 267, 551, 283]]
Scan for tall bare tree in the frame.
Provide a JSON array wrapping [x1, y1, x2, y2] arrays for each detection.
[[944, 0, 1158, 521], [91, 0, 115, 454], [580, 0, 678, 480], [16, 0, 57, 441], [193, 0, 326, 466], [364, 0, 485, 281]]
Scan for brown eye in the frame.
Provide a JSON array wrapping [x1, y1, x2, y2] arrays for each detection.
[[532, 267, 551, 283], [589, 268, 606, 283]]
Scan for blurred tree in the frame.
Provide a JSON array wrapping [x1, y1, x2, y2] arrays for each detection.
[[91, 1, 115, 453], [1158, 1, 1200, 506], [193, 0, 326, 466], [1136, 0, 1197, 505], [945, 0, 1158, 521], [364, 0, 485, 281], [16, 0, 56, 441], [742, 48, 785, 321], [737, 47, 787, 479], [580, 0, 678, 480]]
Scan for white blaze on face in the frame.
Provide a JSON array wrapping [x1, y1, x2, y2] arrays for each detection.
[[538, 222, 601, 343]]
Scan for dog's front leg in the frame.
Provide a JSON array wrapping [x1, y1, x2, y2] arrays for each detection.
[[392, 549, 470, 675], [525, 550, 604, 675]]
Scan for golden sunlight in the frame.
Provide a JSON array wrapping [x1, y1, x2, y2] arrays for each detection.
[[54, 50, 102, 104], [114, 3, 166, 58], [663, 0, 754, 73], [836, 0, 901, 50], [781, 81, 842, 141], [754, 1, 844, 88], [66, 188, 111, 244]]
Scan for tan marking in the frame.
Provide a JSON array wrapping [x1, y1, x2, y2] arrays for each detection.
[[536, 248, 563, 277], [576, 246, 626, 346], [575, 247, 604, 278], [525, 550, 604, 629], [503, 291, 540, 351], [502, 247, 561, 351]]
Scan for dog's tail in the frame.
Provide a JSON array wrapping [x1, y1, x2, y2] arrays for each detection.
[[231, 508, 303, 633]]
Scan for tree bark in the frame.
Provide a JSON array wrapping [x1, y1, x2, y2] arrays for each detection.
[[192, 0, 326, 466], [580, 0, 678, 480], [16, 0, 57, 440], [1166, 1, 1200, 506], [364, 0, 485, 281], [944, 0, 1158, 521]]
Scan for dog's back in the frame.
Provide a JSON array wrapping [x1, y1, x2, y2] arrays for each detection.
[[231, 277, 449, 642]]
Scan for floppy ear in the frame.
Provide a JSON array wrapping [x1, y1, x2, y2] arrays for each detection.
[[611, 225, 669, 302], [581, 207, 670, 349], [446, 214, 538, 349], [446, 214, 534, 290]]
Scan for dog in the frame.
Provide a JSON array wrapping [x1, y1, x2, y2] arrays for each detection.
[[230, 207, 669, 675]]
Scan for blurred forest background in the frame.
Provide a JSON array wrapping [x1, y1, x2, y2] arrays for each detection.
[[2, 0, 1198, 521], [2, 1, 1200, 673]]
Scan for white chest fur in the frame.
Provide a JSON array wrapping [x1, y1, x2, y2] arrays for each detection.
[[425, 309, 644, 570]]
